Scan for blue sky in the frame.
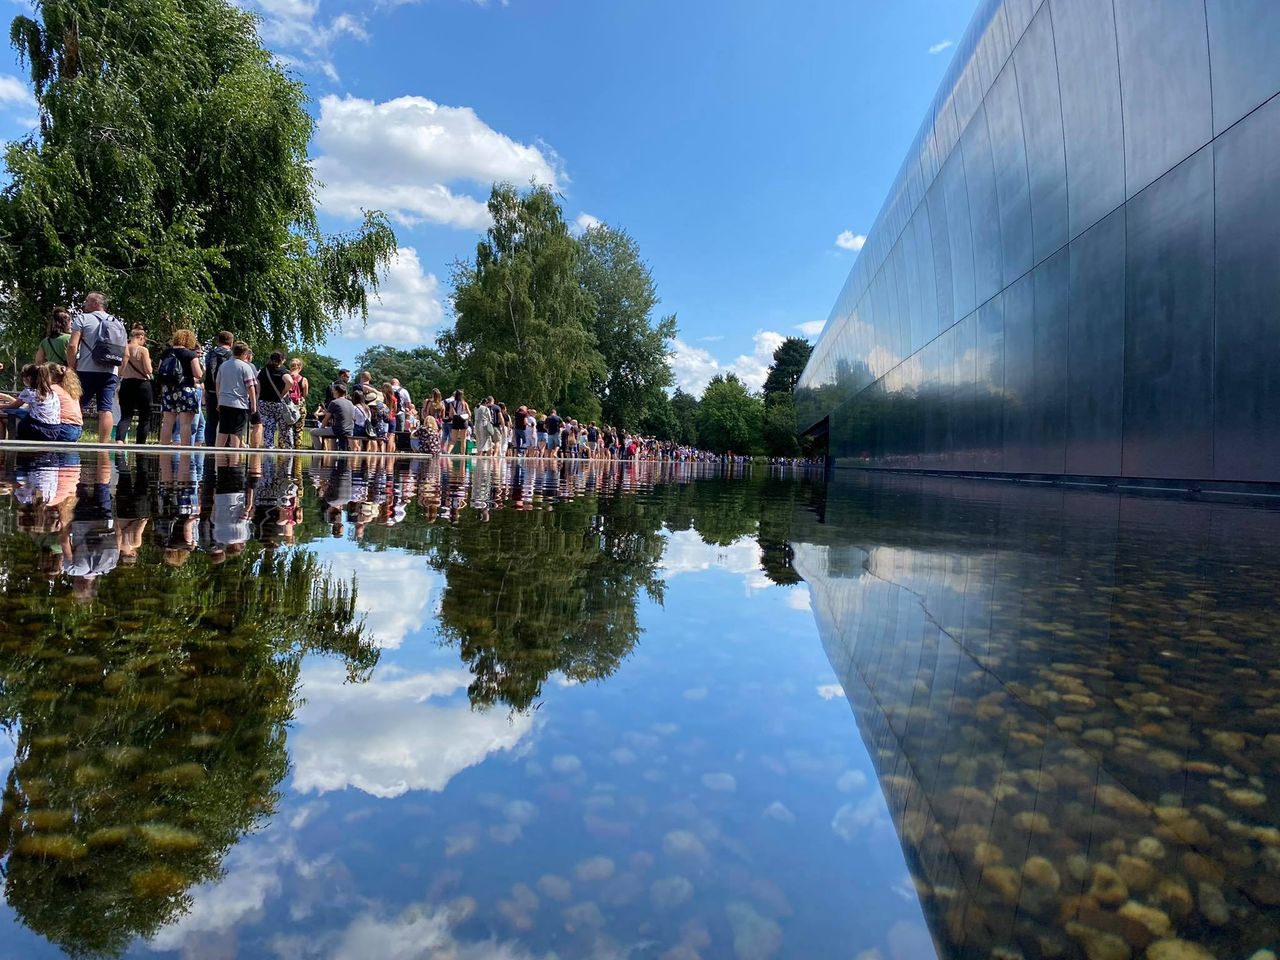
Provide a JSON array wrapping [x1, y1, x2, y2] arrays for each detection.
[[0, 0, 975, 391]]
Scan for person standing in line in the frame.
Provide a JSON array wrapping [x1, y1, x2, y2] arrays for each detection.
[[391, 378, 411, 433], [65, 292, 126, 441], [157, 328, 203, 447], [473, 396, 493, 454], [257, 351, 295, 449], [544, 409, 563, 460], [35, 308, 72, 365], [115, 326, 154, 445], [214, 342, 258, 448], [324, 368, 351, 405], [288, 358, 310, 449], [322, 383, 356, 451], [512, 405, 529, 457], [202, 330, 234, 446], [447, 390, 470, 457]]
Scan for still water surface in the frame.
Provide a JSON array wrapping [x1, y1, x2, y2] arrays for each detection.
[[0, 452, 1275, 960]]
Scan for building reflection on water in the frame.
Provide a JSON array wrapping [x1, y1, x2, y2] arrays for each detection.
[[791, 473, 1280, 959]]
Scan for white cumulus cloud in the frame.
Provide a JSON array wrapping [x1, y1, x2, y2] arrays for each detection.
[[573, 212, 602, 235], [313, 94, 563, 229], [835, 230, 866, 252], [340, 247, 446, 346], [291, 662, 536, 798], [0, 74, 34, 108], [929, 40, 954, 55], [245, 0, 368, 81], [797, 320, 826, 338], [668, 330, 785, 395]]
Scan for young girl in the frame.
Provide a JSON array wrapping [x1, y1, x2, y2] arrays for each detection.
[[0, 364, 63, 441], [48, 364, 84, 442]]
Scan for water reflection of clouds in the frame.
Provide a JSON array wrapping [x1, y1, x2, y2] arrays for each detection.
[[658, 530, 772, 592], [291, 663, 536, 798], [316, 547, 444, 649], [149, 820, 538, 960]]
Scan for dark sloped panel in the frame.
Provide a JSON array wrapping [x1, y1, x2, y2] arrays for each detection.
[[1030, 249, 1069, 474], [1205, 0, 1280, 134], [1123, 147, 1215, 480], [1114, 0, 1212, 197], [942, 150, 977, 323], [1213, 97, 1280, 481], [985, 61, 1033, 285], [1050, 0, 1125, 238], [1012, 6, 1068, 264], [1065, 207, 1125, 476], [975, 296, 1006, 471], [927, 181, 955, 334], [1001, 272, 1035, 472], [962, 104, 1004, 306]]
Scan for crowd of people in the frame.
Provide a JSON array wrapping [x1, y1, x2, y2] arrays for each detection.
[[0, 449, 744, 598], [0, 292, 776, 466]]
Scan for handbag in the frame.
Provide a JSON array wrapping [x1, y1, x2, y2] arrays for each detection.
[[283, 401, 302, 426]]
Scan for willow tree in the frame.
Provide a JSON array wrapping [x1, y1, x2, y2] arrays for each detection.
[[0, 0, 396, 353], [447, 183, 604, 417]]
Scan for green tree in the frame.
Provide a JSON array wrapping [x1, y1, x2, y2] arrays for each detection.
[[697, 374, 763, 455], [576, 225, 676, 429], [0, 528, 377, 957], [423, 469, 665, 712], [354, 344, 459, 407], [762, 336, 813, 400], [0, 0, 397, 354], [763, 395, 801, 457], [449, 184, 604, 416], [670, 388, 700, 446]]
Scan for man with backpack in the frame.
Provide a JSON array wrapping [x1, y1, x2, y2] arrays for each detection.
[[66, 292, 126, 441], [203, 330, 234, 446]]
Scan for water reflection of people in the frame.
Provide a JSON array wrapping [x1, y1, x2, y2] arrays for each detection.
[[0, 452, 379, 959]]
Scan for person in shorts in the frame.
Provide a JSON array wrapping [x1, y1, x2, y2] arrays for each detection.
[[214, 342, 258, 448], [65, 292, 123, 440], [544, 409, 562, 458]]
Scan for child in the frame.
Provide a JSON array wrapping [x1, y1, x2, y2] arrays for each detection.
[[47, 364, 85, 442], [0, 364, 63, 441]]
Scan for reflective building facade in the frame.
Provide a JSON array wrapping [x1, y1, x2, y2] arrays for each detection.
[[796, 0, 1280, 483]]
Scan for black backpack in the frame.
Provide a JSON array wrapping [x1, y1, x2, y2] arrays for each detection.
[[204, 346, 230, 392], [157, 350, 184, 387]]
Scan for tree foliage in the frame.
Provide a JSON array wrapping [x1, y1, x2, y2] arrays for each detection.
[[449, 184, 604, 418], [762, 336, 813, 400], [670, 388, 700, 446], [0, 0, 397, 354], [0, 522, 376, 957], [697, 374, 763, 455], [576, 225, 676, 430]]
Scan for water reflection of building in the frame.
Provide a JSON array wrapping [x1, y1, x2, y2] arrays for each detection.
[[792, 472, 1280, 958]]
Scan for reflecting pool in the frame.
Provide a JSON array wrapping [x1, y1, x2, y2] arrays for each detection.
[[0, 452, 1276, 960]]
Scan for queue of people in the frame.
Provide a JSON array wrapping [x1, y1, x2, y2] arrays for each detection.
[[5, 292, 753, 465]]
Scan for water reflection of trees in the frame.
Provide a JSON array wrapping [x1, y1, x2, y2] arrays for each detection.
[[0, 542, 378, 958], [423, 490, 667, 711], [344, 460, 823, 712]]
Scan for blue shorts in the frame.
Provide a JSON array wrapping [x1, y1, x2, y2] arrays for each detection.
[[546, 433, 561, 449], [77, 372, 119, 411]]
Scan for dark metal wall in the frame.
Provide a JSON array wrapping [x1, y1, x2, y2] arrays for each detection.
[[796, 0, 1280, 483]]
